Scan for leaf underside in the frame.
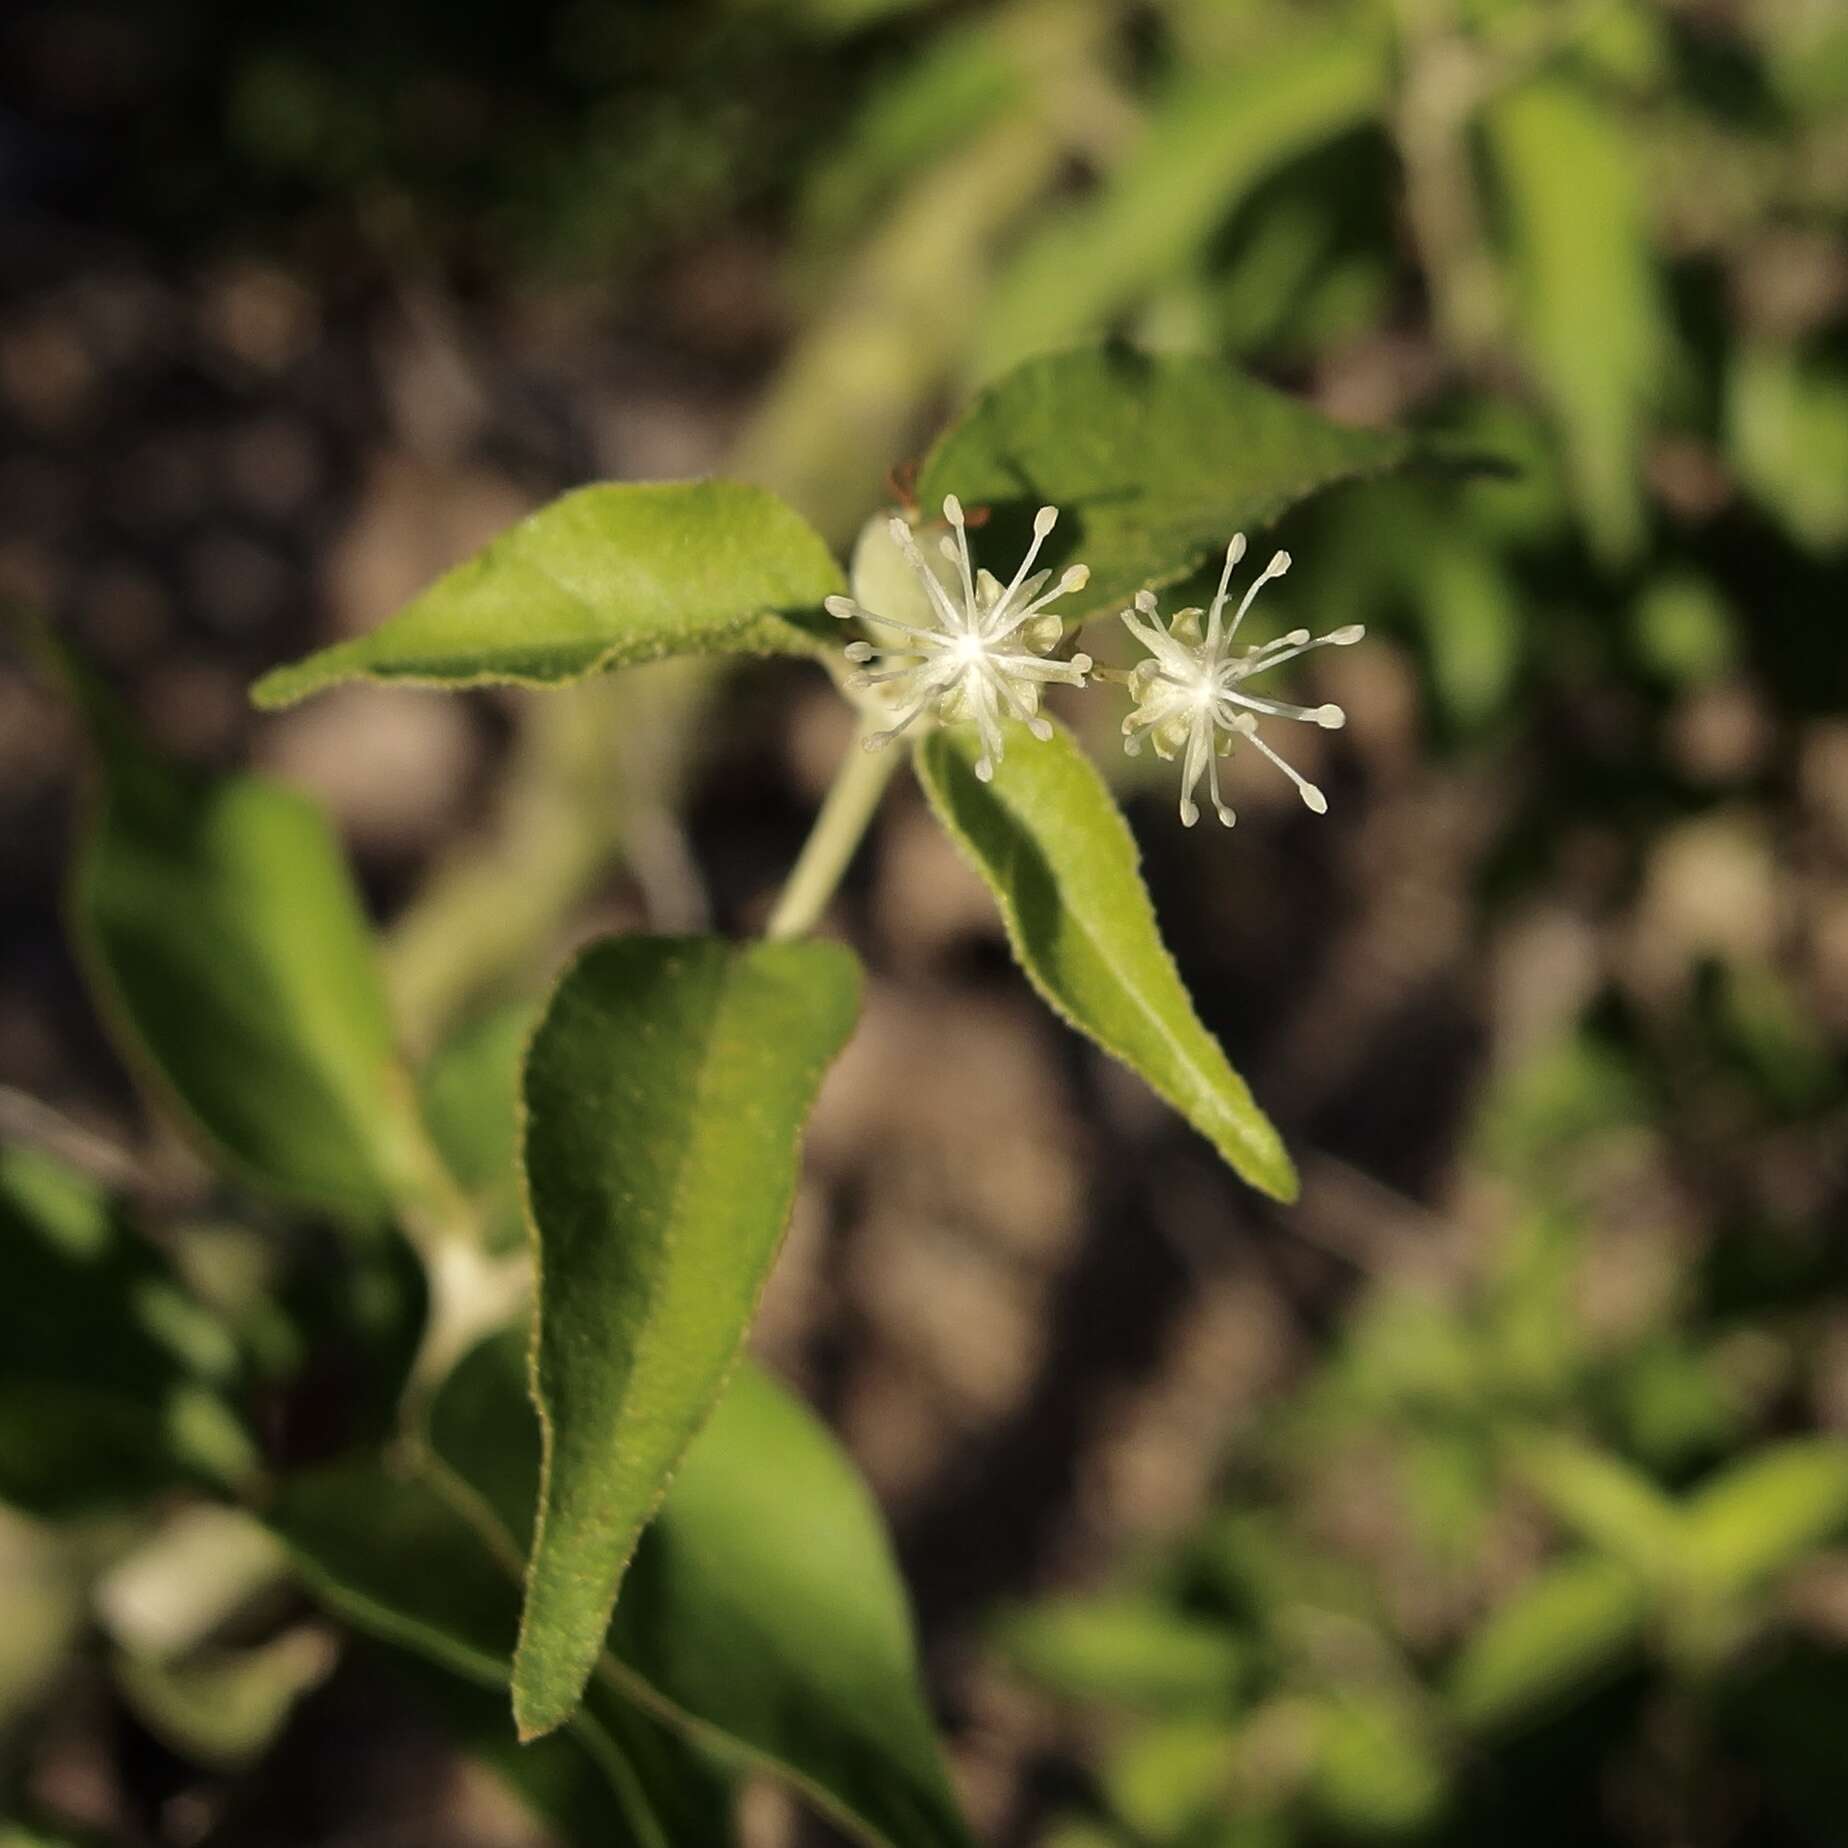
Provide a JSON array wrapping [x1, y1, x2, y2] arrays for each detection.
[[915, 720, 1296, 1202], [252, 479, 846, 708]]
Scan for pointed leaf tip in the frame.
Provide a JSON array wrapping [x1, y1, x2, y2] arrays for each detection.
[[510, 933, 861, 1734], [916, 721, 1296, 1203]]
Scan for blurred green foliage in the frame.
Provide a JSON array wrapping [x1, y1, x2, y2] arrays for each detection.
[[3, 0, 1845, 1839], [1004, 1029, 1848, 1842]]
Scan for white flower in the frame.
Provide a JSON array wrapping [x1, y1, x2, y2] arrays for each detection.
[[1119, 535, 1364, 827], [825, 495, 1092, 782]]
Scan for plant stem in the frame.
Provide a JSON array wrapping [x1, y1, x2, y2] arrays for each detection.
[[763, 719, 902, 941]]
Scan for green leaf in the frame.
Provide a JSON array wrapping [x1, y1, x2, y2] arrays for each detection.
[[1102, 1717, 1240, 1841], [605, 1364, 973, 1848], [0, 1144, 256, 1515], [383, 1643, 731, 1848], [1447, 1554, 1647, 1733], [1682, 1440, 1848, 1600], [976, 35, 1387, 378], [1726, 341, 1848, 552], [58, 651, 426, 1214], [995, 1596, 1247, 1714], [914, 720, 1294, 1200], [799, 16, 1022, 253], [1513, 1434, 1684, 1584], [269, 1457, 734, 1846], [112, 1628, 335, 1770], [252, 480, 845, 708], [418, 1002, 536, 1254], [438, 1338, 972, 1848], [1306, 1693, 1448, 1837], [1486, 78, 1667, 563], [514, 934, 862, 1736], [278, 1335, 974, 1848], [916, 346, 1424, 623]]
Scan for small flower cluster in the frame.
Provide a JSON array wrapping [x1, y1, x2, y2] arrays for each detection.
[[830, 497, 1365, 826]]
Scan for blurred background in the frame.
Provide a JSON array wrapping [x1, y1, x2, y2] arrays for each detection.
[[3, 0, 1847, 1843]]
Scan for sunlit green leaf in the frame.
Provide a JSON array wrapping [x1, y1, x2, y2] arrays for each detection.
[[1682, 1440, 1848, 1600], [0, 1145, 255, 1516], [1514, 1434, 1683, 1584], [915, 719, 1294, 1200], [917, 346, 1426, 624], [253, 481, 844, 708], [1448, 1554, 1647, 1733], [1726, 342, 1848, 552], [1307, 1692, 1449, 1837], [513, 934, 861, 1736], [1102, 1717, 1239, 1841]]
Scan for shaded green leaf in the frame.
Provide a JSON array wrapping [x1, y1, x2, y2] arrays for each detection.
[[800, 16, 1022, 253], [0, 1144, 255, 1515], [253, 481, 844, 708], [436, 1335, 972, 1848], [976, 35, 1387, 378], [278, 1335, 974, 1848], [418, 1002, 536, 1254], [514, 934, 862, 1736], [916, 346, 1424, 623], [606, 1364, 973, 1848], [270, 1456, 734, 1846], [112, 1627, 335, 1770], [439, 1337, 975, 1848], [1486, 78, 1667, 564], [374, 1643, 729, 1848], [915, 720, 1294, 1200], [58, 651, 426, 1214]]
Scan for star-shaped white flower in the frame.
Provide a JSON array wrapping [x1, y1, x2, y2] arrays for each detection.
[[825, 495, 1092, 782], [1119, 534, 1364, 827]]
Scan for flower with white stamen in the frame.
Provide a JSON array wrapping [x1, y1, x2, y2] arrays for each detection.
[[1118, 535, 1364, 827], [824, 496, 1092, 782]]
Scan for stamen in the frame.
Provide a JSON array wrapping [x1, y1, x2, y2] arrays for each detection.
[[889, 517, 966, 630], [1242, 725, 1328, 813], [1205, 743, 1236, 828], [992, 503, 1058, 620], [1226, 549, 1290, 645], [1203, 534, 1248, 650], [943, 497, 980, 621], [1222, 689, 1338, 726]]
